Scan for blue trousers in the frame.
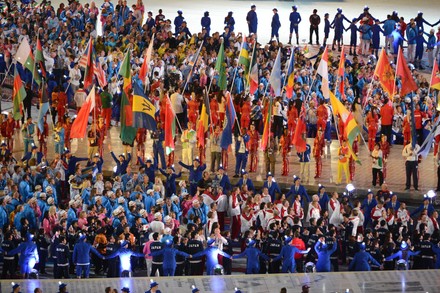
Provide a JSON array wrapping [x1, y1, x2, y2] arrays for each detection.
[[76, 264, 90, 278], [235, 153, 248, 175], [154, 144, 166, 169], [281, 262, 296, 273], [163, 267, 175, 276]]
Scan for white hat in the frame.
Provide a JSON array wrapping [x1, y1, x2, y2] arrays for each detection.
[[35, 185, 42, 191], [164, 227, 171, 234], [39, 192, 47, 199], [129, 201, 136, 207], [4, 195, 11, 203], [47, 197, 54, 205], [45, 186, 53, 192], [107, 190, 115, 196], [154, 212, 161, 219], [118, 197, 125, 204], [69, 200, 75, 206], [74, 200, 82, 206], [58, 210, 67, 217], [139, 209, 147, 216], [156, 198, 164, 205], [95, 196, 102, 202], [181, 191, 189, 196], [147, 189, 154, 194], [171, 195, 179, 202], [112, 209, 120, 216], [164, 215, 172, 222], [74, 194, 81, 201]]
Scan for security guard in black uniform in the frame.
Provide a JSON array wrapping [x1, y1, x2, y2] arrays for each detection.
[[1, 232, 17, 278], [55, 236, 70, 279], [150, 232, 164, 277], [266, 231, 282, 273], [105, 235, 119, 277], [187, 230, 204, 275], [419, 233, 435, 269]]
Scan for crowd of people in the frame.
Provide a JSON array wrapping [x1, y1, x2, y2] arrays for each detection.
[[1, 0, 440, 286]]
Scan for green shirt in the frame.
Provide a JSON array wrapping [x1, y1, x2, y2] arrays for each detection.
[[100, 91, 112, 109]]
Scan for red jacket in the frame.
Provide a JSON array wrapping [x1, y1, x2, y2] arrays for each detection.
[[380, 104, 394, 126]]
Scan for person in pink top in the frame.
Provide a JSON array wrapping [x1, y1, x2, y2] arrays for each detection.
[[143, 233, 154, 276]]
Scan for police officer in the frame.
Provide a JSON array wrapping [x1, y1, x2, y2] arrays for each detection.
[[55, 236, 70, 279], [187, 231, 204, 275]]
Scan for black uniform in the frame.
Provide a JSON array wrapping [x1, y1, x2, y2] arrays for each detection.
[[419, 241, 435, 269], [1, 239, 17, 278], [222, 238, 233, 275], [105, 242, 119, 277], [150, 241, 164, 276], [36, 234, 50, 274], [187, 239, 204, 275], [265, 237, 282, 273], [55, 243, 70, 278]]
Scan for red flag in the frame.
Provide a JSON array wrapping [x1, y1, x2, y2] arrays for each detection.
[[164, 96, 176, 155], [374, 49, 395, 97], [292, 105, 307, 152], [70, 87, 96, 138], [396, 47, 418, 97], [260, 98, 273, 150], [83, 38, 94, 89], [338, 46, 346, 98], [430, 58, 440, 90]]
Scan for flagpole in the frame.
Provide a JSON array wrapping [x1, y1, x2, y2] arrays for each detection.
[[246, 41, 257, 94], [182, 40, 204, 94], [392, 48, 400, 100], [282, 54, 293, 91], [0, 62, 14, 87]]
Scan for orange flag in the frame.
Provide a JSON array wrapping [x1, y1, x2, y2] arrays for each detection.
[[338, 46, 346, 98], [396, 47, 418, 97], [430, 58, 440, 90], [374, 49, 395, 97]]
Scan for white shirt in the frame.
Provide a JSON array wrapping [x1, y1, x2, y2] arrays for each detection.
[[170, 92, 184, 114]]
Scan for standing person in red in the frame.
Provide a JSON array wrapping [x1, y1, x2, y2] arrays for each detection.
[[57, 89, 67, 123], [402, 110, 411, 146], [96, 117, 106, 157], [63, 116, 72, 150], [287, 102, 298, 136], [316, 100, 328, 134], [229, 187, 242, 241], [136, 128, 147, 163], [314, 127, 325, 178], [247, 123, 259, 172], [37, 116, 49, 157], [240, 96, 251, 130], [366, 107, 379, 151], [413, 103, 425, 146], [210, 94, 219, 127], [198, 131, 207, 165], [380, 99, 394, 145], [100, 86, 113, 129], [349, 138, 359, 182], [379, 134, 390, 179], [4, 112, 15, 151], [279, 127, 291, 176], [187, 93, 199, 129]]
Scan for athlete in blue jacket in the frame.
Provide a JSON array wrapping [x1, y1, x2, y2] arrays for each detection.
[[272, 237, 310, 273], [315, 237, 338, 272], [349, 242, 382, 271], [72, 234, 103, 278], [193, 238, 232, 275], [8, 233, 39, 278], [105, 241, 145, 277], [233, 239, 270, 274], [149, 239, 191, 276]]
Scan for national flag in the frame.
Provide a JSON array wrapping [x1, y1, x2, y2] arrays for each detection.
[[430, 58, 440, 90], [139, 34, 155, 84], [70, 86, 96, 138], [396, 47, 418, 97], [285, 53, 295, 98], [12, 67, 26, 121], [215, 41, 227, 90], [119, 49, 137, 144], [93, 60, 107, 88], [220, 92, 236, 149], [292, 104, 307, 153], [197, 91, 210, 147], [238, 36, 250, 76], [37, 80, 49, 133], [330, 92, 361, 164], [83, 37, 94, 89], [132, 82, 156, 131], [78, 38, 90, 69], [269, 48, 282, 97], [338, 46, 346, 98], [418, 116, 440, 159], [316, 47, 329, 100], [35, 36, 46, 78], [260, 97, 273, 150], [183, 40, 204, 88], [303, 44, 310, 58], [374, 49, 395, 98], [249, 45, 259, 94], [15, 38, 41, 85], [164, 96, 176, 155]]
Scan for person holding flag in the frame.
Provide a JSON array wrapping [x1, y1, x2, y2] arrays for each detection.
[[234, 127, 250, 178]]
